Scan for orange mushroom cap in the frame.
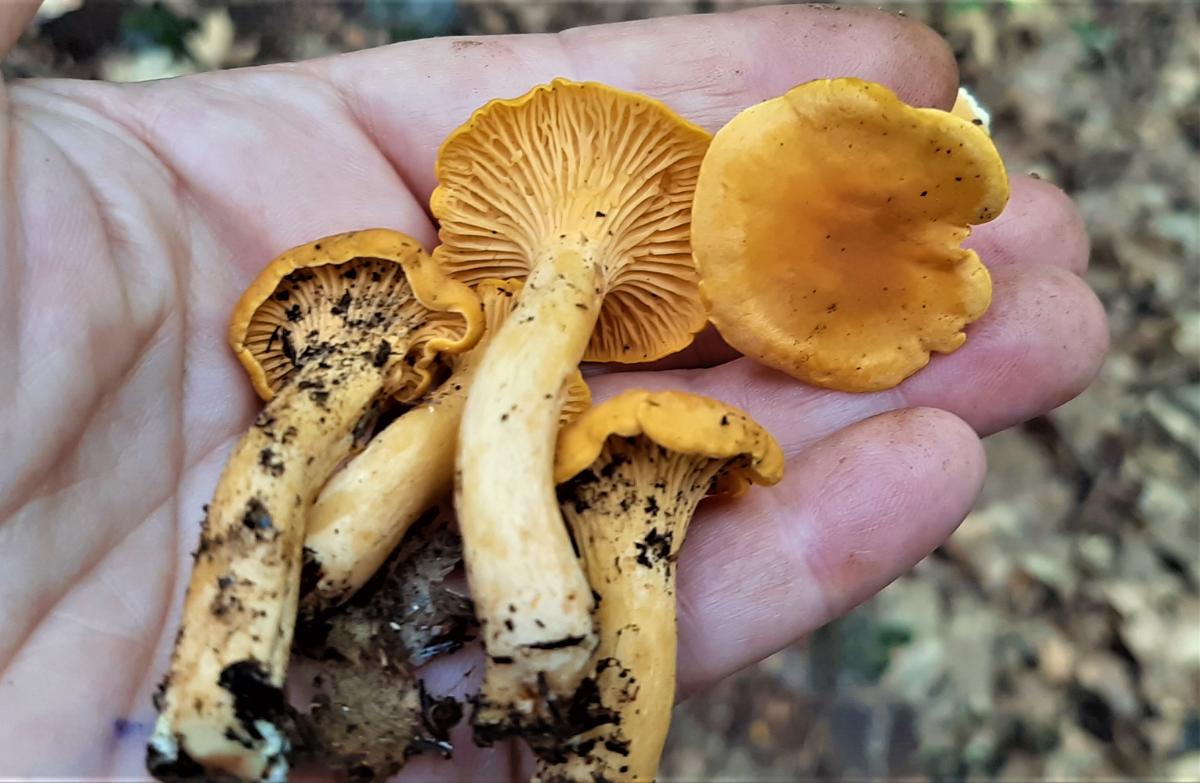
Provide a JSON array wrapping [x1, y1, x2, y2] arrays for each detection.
[[692, 78, 1009, 393], [229, 228, 482, 401], [430, 78, 711, 363]]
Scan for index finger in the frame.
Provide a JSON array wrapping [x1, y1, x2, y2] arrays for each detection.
[[310, 4, 960, 201]]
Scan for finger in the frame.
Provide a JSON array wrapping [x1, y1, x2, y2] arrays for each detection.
[[591, 262, 1109, 442], [0, 0, 38, 59], [897, 263, 1108, 433], [674, 407, 985, 694], [313, 4, 959, 201], [967, 174, 1090, 275]]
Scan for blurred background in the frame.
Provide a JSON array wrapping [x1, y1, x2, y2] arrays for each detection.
[[8, 0, 1197, 779]]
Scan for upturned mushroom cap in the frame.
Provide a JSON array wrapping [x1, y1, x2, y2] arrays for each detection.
[[555, 389, 784, 496], [229, 228, 482, 401], [431, 78, 711, 363], [692, 78, 1009, 393]]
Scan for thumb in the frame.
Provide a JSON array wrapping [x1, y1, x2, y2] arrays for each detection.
[[0, 1, 41, 63]]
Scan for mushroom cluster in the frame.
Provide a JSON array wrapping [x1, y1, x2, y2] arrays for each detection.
[[148, 76, 1007, 783]]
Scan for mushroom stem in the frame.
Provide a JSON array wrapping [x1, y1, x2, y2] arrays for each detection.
[[457, 247, 601, 735], [302, 382, 461, 614], [149, 358, 388, 782], [535, 438, 725, 782]]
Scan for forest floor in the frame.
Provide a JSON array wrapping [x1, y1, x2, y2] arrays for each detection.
[[8, 0, 1198, 779]]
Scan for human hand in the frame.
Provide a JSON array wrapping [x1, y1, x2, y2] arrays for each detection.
[[0, 4, 1106, 779]]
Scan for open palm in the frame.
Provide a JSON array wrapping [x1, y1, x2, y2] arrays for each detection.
[[0, 4, 1106, 780]]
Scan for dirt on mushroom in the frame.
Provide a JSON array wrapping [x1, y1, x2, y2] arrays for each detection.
[[293, 509, 472, 782]]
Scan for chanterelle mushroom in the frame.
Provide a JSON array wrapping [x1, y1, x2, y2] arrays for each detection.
[[147, 229, 482, 781], [535, 390, 783, 782], [692, 78, 1009, 393], [302, 279, 591, 615], [429, 79, 711, 735]]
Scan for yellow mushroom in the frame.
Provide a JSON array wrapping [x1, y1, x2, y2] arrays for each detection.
[[147, 230, 482, 782], [692, 77, 1009, 393], [430, 79, 711, 736], [535, 390, 783, 782], [302, 279, 591, 615]]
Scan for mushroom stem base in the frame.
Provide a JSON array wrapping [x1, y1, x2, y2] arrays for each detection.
[[538, 438, 726, 782]]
